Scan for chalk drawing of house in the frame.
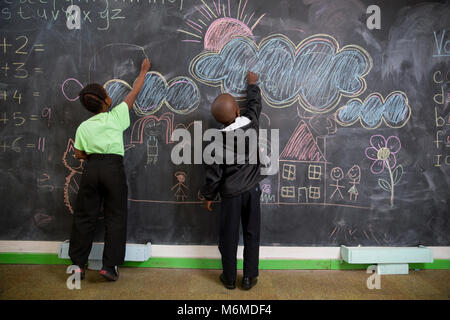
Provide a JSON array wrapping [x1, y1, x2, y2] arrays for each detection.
[[278, 120, 327, 204]]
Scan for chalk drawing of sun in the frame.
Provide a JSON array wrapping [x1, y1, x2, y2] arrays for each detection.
[[178, 0, 266, 52]]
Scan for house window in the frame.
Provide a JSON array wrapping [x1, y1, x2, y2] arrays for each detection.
[[281, 186, 295, 198], [282, 163, 296, 181], [309, 186, 321, 199], [308, 164, 322, 180]]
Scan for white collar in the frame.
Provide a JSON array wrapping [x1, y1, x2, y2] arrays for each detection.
[[220, 116, 251, 132]]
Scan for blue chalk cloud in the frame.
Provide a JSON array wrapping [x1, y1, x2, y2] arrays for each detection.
[[189, 34, 372, 113], [336, 91, 411, 129], [105, 72, 200, 116]]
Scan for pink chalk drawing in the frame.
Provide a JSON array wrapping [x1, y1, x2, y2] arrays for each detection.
[[125, 113, 175, 166], [172, 172, 189, 201], [129, 112, 174, 145], [204, 17, 253, 52], [347, 165, 361, 202], [63, 138, 84, 214], [61, 78, 83, 102], [260, 183, 275, 203], [261, 183, 271, 194], [179, 0, 266, 52], [365, 135, 403, 207], [280, 120, 326, 162]]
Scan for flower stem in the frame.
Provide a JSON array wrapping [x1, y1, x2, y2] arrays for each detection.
[[385, 160, 394, 207]]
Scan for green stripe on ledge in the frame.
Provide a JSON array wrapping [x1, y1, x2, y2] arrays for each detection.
[[0, 253, 449, 270]]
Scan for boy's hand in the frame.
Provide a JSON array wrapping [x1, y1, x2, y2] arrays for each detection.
[[203, 200, 213, 212], [141, 58, 151, 74], [248, 71, 258, 85], [74, 148, 88, 160]]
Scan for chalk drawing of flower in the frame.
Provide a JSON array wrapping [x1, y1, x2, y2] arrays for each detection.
[[365, 135, 403, 207]]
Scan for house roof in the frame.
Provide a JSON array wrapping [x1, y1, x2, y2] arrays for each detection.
[[280, 120, 326, 162]]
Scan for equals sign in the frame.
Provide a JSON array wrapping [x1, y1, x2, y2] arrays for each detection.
[[38, 137, 45, 152], [33, 92, 40, 97], [29, 115, 39, 121], [33, 44, 45, 52], [34, 68, 43, 73], [26, 144, 36, 149]]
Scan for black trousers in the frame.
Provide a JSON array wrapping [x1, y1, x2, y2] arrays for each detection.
[[69, 154, 128, 268], [219, 184, 261, 282]]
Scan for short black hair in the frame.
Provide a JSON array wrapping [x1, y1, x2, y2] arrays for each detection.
[[79, 83, 107, 114]]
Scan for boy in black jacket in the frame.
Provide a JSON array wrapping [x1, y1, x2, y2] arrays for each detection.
[[200, 71, 262, 290]]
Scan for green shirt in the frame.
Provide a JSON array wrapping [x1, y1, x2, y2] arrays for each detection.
[[74, 102, 130, 156]]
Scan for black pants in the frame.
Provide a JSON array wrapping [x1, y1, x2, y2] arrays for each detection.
[[69, 154, 128, 268], [219, 184, 261, 282]]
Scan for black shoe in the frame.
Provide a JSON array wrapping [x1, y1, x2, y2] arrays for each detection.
[[72, 265, 85, 280], [220, 273, 236, 290], [241, 277, 257, 290], [100, 266, 119, 281]]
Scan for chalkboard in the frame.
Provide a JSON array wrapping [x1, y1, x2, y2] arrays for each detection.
[[0, 0, 449, 246]]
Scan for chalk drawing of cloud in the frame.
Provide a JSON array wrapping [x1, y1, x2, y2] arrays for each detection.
[[189, 34, 372, 113], [104, 71, 200, 116], [336, 91, 411, 129]]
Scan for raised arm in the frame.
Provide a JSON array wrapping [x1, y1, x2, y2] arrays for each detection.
[[124, 58, 151, 110], [244, 71, 262, 121]]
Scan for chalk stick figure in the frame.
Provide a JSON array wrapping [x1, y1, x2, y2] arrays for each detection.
[[329, 167, 345, 200], [172, 171, 189, 201], [144, 120, 161, 166], [347, 165, 361, 201]]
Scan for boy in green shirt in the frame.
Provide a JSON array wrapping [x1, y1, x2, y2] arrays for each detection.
[[69, 58, 150, 281]]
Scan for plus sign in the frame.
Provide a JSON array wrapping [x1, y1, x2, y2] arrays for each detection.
[[0, 38, 12, 54], [0, 141, 9, 152], [1, 62, 9, 76]]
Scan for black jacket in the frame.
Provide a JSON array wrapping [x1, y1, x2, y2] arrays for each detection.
[[200, 84, 263, 200]]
